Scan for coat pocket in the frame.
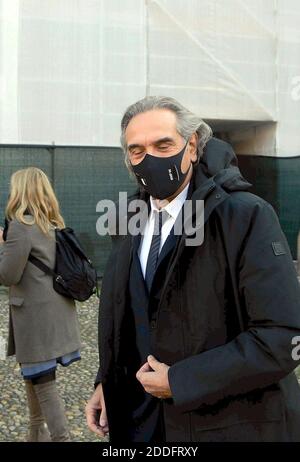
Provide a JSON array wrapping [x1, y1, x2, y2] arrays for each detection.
[[9, 296, 24, 307], [191, 384, 287, 442], [192, 419, 287, 442]]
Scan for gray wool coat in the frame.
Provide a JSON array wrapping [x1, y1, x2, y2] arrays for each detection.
[[0, 216, 81, 363]]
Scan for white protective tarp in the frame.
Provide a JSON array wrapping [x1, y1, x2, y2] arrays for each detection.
[[0, 0, 299, 156]]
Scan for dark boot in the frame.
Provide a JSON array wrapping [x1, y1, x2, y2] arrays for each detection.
[[33, 380, 71, 442], [24, 379, 51, 442]]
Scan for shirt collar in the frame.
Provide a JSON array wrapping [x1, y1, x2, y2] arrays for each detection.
[[149, 182, 190, 220]]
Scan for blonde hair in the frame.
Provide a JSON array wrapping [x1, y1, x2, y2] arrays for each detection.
[[5, 167, 65, 235]]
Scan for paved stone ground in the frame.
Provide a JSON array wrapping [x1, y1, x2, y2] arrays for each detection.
[[0, 289, 106, 442], [1, 282, 300, 442]]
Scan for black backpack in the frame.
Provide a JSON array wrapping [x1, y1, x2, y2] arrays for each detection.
[[28, 227, 99, 302]]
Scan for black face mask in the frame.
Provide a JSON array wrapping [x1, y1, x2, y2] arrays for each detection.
[[130, 141, 191, 199]]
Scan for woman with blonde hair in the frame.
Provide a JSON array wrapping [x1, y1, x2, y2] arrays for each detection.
[[0, 167, 81, 442]]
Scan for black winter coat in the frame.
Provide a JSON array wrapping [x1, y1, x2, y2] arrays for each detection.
[[96, 137, 300, 442]]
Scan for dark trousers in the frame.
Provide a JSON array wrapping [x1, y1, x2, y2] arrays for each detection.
[[149, 402, 166, 443]]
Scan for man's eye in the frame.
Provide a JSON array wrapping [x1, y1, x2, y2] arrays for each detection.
[[131, 151, 144, 157]]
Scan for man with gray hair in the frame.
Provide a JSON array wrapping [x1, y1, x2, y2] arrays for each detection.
[[86, 96, 300, 442]]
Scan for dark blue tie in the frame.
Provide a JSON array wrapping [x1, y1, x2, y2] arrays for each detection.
[[145, 210, 165, 292]]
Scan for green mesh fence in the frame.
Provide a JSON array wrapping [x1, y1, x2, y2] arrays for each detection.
[[0, 147, 299, 276], [238, 155, 300, 259], [0, 146, 136, 275]]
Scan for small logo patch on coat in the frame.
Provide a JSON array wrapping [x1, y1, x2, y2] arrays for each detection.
[[272, 241, 286, 256]]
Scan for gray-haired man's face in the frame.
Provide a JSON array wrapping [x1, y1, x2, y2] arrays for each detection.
[[125, 108, 197, 169], [125, 109, 198, 202]]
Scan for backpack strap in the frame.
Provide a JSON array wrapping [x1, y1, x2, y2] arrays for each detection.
[[28, 254, 63, 282]]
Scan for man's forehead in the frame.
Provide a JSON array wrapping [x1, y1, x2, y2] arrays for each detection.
[[125, 109, 179, 145]]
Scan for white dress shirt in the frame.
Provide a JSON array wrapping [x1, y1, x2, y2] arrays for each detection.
[[138, 182, 190, 278]]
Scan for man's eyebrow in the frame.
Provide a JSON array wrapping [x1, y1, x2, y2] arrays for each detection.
[[127, 137, 175, 151], [127, 143, 143, 151], [153, 137, 175, 145]]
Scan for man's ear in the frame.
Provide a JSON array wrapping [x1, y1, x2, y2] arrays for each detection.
[[189, 133, 198, 163]]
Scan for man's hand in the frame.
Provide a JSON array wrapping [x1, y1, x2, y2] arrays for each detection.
[[136, 355, 172, 399], [85, 383, 109, 438]]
